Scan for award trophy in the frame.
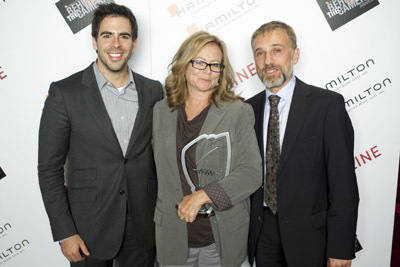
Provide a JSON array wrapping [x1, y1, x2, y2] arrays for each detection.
[[181, 132, 231, 217]]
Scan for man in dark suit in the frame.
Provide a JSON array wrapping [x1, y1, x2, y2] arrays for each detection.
[[38, 3, 163, 267], [247, 21, 359, 267]]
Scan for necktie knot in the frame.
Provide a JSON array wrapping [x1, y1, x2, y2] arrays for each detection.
[[269, 95, 280, 108]]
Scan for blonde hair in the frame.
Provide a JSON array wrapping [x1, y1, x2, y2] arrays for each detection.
[[165, 31, 243, 110]]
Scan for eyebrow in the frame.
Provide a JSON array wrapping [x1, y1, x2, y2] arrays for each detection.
[[100, 31, 131, 37], [254, 43, 284, 51], [194, 57, 221, 63]]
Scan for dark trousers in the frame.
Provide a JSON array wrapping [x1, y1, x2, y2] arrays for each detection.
[[255, 207, 288, 267], [71, 213, 155, 267]]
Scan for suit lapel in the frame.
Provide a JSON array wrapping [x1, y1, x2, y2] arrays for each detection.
[[279, 78, 311, 173], [253, 92, 266, 159], [199, 102, 227, 135], [126, 72, 152, 155], [80, 64, 122, 156]]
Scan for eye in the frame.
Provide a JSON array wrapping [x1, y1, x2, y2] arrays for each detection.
[[102, 34, 111, 39], [255, 51, 264, 57], [210, 63, 220, 68], [274, 48, 281, 53], [121, 35, 130, 40], [195, 60, 204, 64]]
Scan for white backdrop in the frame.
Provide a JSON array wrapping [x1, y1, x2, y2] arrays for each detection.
[[1, 0, 399, 266]]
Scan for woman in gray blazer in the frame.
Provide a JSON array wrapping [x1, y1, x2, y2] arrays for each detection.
[[152, 31, 262, 267]]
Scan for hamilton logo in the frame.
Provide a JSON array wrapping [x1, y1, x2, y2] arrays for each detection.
[[56, 0, 114, 34], [316, 0, 379, 31]]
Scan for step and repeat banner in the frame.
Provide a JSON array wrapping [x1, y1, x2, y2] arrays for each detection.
[[0, 0, 399, 266]]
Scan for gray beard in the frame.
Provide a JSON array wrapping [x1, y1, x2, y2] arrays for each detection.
[[262, 72, 287, 89]]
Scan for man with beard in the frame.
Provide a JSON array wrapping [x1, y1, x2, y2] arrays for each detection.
[[246, 21, 359, 267], [38, 3, 163, 267]]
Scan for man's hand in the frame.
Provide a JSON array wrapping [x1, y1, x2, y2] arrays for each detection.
[[327, 258, 351, 267], [60, 234, 90, 262], [177, 190, 212, 223]]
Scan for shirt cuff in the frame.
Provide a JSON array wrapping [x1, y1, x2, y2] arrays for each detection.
[[203, 182, 232, 211], [58, 235, 73, 244]]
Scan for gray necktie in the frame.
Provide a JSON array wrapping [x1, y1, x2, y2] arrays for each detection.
[[265, 95, 280, 214]]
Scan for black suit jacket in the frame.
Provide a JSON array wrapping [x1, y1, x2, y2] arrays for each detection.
[[247, 77, 359, 267], [38, 63, 163, 259]]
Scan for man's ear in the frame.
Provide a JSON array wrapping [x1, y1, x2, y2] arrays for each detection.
[[131, 38, 138, 53], [293, 47, 300, 65], [92, 37, 98, 52]]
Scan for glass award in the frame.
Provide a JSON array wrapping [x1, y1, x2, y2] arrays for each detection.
[[181, 132, 231, 216]]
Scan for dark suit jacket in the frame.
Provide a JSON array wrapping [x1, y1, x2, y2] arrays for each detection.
[[38, 63, 163, 259], [247, 77, 359, 267]]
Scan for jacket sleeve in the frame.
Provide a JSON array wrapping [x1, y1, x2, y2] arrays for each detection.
[[38, 82, 77, 241], [213, 103, 263, 207], [324, 93, 359, 259]]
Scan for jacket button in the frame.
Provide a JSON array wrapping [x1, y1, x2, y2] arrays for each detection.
[[258, 216, 262, 223], [120, 190, 125, 195], [123, 158, 128, 163]]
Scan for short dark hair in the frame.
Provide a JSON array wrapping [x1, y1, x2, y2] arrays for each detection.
[[92, 3, 138, 40], [251, 21, 297, 51]]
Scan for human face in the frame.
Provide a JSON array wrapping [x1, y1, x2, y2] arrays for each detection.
[[92, 16, 137, 74], [185, 43, 222, 96], [252, 29, 299, 93]]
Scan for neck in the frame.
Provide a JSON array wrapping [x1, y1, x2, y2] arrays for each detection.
[[185, 90, 212, 109], [98, 63, 130, 88], [184, 91, 212, 121]]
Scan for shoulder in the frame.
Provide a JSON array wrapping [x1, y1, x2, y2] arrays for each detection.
[[53, 64, 93, 87], [295, 77, 345, 107], [48, 64, 95, 100], [220, 100, 254, 119], [48, 65, 94, 99], [246, 90, 265, 105], [154, 98, 169, 112], [296, 77, 342, 99], [133, 72, 163, 88], [132, 72, 164, 101], [153, 99, 175, 130]]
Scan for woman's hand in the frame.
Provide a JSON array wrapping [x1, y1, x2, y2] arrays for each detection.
[[177, 190, 212, 223]]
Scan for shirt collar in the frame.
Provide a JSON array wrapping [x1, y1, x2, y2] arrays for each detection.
[[265, 74, 296, 104], [93, 61, 135, 92]]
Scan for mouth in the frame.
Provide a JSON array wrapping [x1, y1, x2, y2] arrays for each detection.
[[264, 67, 280, 76], [108, 52, 123, 61]]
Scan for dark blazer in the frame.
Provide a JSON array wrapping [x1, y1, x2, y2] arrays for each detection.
[[38, 63, 163, 259], [247, 77, 359, 267]]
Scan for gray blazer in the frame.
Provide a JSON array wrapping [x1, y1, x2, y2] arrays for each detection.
[[152, 99, 262, 267], [38, 63, 163, 259]]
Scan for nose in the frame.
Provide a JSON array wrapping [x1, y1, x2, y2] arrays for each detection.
[[111, 36, 121, 48], [264, 52, 272, 66]]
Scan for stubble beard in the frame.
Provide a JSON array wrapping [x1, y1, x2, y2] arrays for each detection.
[[259, 64, 293, 89], [97, 51, 131, 73]]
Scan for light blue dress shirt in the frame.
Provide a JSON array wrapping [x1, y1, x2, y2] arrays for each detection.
[[263, 75, 296, 206]]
